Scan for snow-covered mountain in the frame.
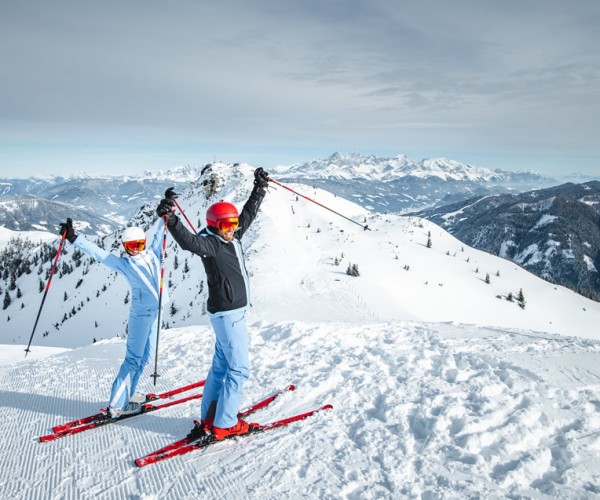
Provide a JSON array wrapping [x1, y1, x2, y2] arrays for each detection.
[[0, 195, 120, 234], [1, 163, 600, 497], [2, 162, 599, 348], [414, 181, 600, 301], [272, 152, 558, 213], [0, 165, 207, 228]]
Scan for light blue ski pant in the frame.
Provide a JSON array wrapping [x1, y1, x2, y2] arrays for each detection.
[[108, 307, 158, 409], [201, 308, 250, 428]]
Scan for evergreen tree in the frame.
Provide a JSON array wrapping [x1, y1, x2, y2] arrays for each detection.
[[170, 302, 178, 316], [16, 287, 22, 298], [346, 263, 360, 277], [517, 289, 526, 309], [3, 290, 11, 310]]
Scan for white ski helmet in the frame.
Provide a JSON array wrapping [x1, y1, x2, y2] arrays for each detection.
[[121, 226, 146, 243]]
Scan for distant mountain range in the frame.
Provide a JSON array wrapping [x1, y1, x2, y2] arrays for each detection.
[[414, 181, 600, 300], [274, 152, 562, 213], [0, 165, 207, 233]]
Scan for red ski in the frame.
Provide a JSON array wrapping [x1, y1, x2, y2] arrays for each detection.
[[40, 380, 205, 442], [138, 384, 296, 461], [135, 403, 333, 467]]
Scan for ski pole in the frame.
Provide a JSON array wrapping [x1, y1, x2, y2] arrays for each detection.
[[267, 177, 370, 231], [150, 216, 169, 385], [173, 198, 197, 233], [164, 187, 196, 233], [25, 231, 67, 356]]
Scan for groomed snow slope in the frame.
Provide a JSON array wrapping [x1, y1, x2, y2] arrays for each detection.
[[1, 321, 599, 498]]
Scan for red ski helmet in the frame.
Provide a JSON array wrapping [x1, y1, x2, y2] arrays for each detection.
[[206, 201, 239, 228]]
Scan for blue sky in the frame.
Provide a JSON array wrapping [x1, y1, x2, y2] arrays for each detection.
[[1, 0, 599, 178]]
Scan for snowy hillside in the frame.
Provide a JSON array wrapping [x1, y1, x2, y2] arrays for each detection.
[[3, 163, 599, 347], [1, 163, 600, 497]]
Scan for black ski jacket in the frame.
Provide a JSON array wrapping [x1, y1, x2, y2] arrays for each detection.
[[167, 186, 265, 314]]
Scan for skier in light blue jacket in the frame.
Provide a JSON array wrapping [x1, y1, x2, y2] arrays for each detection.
[[60, 218, 168, 418]]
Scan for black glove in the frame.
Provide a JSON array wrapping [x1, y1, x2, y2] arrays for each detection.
[[156, 198, 176, 221], [254, 167, 269, 189], [164, 187, 178, 200], [59, 218, 77, 244]]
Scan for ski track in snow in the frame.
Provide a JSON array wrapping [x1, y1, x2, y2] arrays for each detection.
[[1, 322, 600, 499]]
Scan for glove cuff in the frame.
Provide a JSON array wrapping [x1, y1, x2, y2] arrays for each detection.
[[253, 185, 267, 196]]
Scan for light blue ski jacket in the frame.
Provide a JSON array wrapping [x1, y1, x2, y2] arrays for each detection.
[[74, 221, 168, 311]]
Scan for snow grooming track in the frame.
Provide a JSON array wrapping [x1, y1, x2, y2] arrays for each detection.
[[1, 322, 600, 498]]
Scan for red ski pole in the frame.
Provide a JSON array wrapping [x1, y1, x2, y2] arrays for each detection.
[[173, 198, 197, 233], [150, 216, 169, 385], [268, 177, 370, 231], [25, 231, 67, 356], [164, 187, 197, 233]]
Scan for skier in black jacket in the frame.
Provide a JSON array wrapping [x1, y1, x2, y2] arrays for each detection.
[[156, 167, 268, 440]]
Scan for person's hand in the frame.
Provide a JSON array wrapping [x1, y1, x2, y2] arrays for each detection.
[[156, 198, 175, 220], [164, 187, 178, 200], [59, 218, 77, 243], [254, 167, 269, 189]]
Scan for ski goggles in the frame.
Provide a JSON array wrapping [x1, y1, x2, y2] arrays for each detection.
[[123, 239, 146, 252], [217, 217, 239, 232]]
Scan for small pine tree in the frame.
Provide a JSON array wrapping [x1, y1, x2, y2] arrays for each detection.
[[170, 302, 178, 316], [426, 237, 432, 248], [124, 291, 129, 304], [346, 263, 360, 277], [183, 259, 190, 273], [3, 291, 12, 310], [485, 273, 490, 284], [16, 287, 22, 298], [507, 292, 513, 302], [64, 291, 68, 301], [517, 289, 526, 309]]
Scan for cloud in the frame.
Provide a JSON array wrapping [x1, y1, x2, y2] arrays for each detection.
[[0, 0, 599, 176]]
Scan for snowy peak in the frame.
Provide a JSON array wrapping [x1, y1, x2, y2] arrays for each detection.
[[138, 165, 205, 182], [278, 152, 544, 184]]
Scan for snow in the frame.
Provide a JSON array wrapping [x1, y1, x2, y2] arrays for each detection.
[[533, 214, 558, 230], [0, 226, 56, 248], [584, 255, 597, 272], [1, 169, 600, 498]]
